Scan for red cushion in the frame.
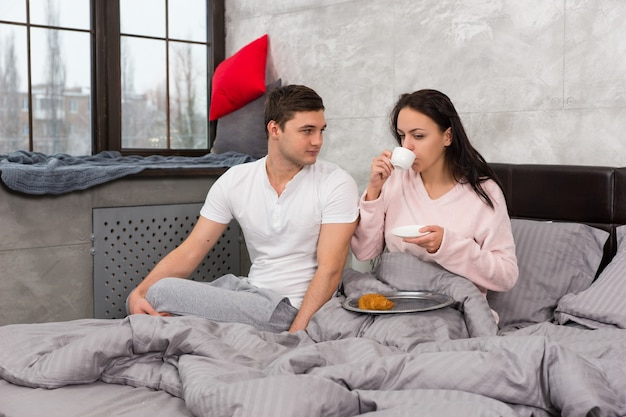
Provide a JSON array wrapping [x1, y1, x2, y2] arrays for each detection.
[[209, 34, 268, 120]]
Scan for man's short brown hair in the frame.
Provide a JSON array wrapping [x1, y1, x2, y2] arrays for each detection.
[[264, 85, 325, 133]]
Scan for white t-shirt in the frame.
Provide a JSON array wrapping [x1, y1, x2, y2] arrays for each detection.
[[200, 157, 359, 308]]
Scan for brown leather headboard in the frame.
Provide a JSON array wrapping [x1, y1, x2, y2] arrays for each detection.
[[490, 163, 626, 273]]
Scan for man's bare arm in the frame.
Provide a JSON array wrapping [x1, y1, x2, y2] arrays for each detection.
[[289, 220, 358, 332], [127, 217, 228, 315]]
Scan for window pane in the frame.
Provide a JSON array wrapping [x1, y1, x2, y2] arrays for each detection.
[[30, 0, 90, 30], [169, 41, 207, 149], [30, 27, 92, 155], [0, 1, 26, 23], [0, 24, 29, 153], [169, 0, 206, 42], [121, 37, 167, 149], [120, 0, 165, 38]]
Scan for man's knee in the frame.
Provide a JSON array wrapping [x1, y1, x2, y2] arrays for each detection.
[[145, 277, 182, 304]]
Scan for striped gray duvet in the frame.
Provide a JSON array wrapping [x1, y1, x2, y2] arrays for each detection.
[[1, 254, 625, 416]]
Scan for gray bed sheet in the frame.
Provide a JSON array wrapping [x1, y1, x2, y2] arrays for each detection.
[[1, 256, 625, 417], [0, 380, 193, 417]]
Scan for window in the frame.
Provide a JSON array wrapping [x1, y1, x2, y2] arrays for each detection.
[[0, 0, 224, 156]]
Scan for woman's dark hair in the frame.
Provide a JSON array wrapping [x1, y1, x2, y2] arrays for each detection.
[[264, 84, 325, 132], [390, 89, 501, 208]]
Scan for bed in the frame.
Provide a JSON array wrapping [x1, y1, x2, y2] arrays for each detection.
[[1, 162, 626, 417]]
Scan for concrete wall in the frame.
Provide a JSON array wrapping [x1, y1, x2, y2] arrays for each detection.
[[225, 0, 626, 193], [0, 176, 218, 325]]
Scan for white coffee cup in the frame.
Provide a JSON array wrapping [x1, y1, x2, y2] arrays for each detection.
[[390, 147, 415, 169]]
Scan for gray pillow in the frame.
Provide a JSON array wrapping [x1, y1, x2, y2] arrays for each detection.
[[211, 79, 281, 159], [554, 225, 626, 329], [487, 219, 609, 330]]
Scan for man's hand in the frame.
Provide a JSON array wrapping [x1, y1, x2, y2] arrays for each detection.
[[127, 289, 160, 315]]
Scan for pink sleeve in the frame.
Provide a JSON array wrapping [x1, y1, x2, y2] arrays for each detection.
[[430, 185, 519, 292], [350, 192, 386, 261]]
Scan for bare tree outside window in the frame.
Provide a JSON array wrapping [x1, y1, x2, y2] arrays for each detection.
[[120, 0, 209, 151], [40, 1, 68, 154], [170, 41, 207, 149], [0, 32, 23, 152], [121, 36, 169, 149]]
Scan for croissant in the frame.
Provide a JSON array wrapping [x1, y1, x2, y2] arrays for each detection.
[[358, 293, 395, 311]]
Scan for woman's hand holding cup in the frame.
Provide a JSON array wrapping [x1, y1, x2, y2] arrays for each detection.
[[366, 147, 415, 201], [366, 150, 392, 200]]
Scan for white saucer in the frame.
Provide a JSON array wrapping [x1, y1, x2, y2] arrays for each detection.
[[391, 225, 429, 238]]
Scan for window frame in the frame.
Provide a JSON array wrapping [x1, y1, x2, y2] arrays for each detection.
[[93, 0, 224, 157]]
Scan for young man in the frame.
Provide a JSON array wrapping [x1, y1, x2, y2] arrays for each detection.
[[127, 85, 359, 333]]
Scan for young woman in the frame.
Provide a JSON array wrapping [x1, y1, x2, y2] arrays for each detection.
[[351, 89, 518, 300]]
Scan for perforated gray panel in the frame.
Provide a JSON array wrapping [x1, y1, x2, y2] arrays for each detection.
[[92, 203, 241, 319]]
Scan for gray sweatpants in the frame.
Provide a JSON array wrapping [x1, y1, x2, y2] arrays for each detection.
[[141, 275, 298, 333]]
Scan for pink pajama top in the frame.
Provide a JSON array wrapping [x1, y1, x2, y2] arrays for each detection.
[[351, 168, 519, 297]]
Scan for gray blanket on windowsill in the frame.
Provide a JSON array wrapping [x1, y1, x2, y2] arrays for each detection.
[[0, 150, 255, 195]]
